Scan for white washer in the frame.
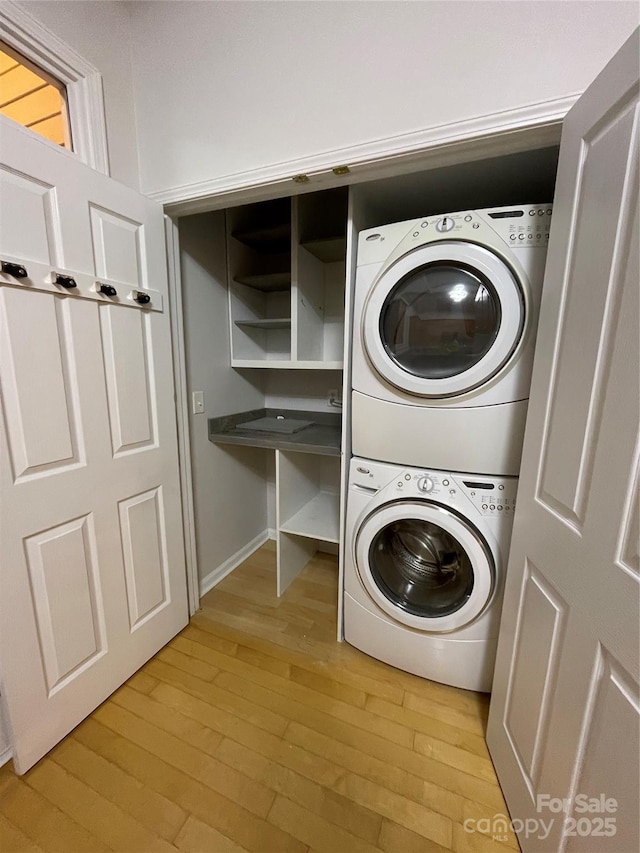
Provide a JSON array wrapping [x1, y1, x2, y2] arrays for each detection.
[[352, 203, 552, 475], [344, 457, 517, 692]]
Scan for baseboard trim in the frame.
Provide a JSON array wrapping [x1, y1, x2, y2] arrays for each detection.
[[0, 746, 12, 768], [199, 530, 270, 597], [268, 528, 277, 540]]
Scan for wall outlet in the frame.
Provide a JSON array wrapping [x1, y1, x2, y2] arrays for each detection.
[[192, 391, 205, 414]]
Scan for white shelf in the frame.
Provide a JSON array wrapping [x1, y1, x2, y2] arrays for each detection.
[[232, 222, 291, 252], [301, 236, 346, 263], [231, 359, 343, 369], [280, 491, 340, 543], [234, 318, 291, 330], [234, 272, 291, 291]]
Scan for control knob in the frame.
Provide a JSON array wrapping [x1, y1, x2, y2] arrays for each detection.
[[436, 216, 455, 233], [417, 476, 435, 493]]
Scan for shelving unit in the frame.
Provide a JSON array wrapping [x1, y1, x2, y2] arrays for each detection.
[[294, 188, 348, 365], [227, 198, 293, 363], [276, 450, 341, 594], [227, 188, 348, 369]]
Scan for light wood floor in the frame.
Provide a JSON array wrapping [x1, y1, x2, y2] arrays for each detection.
[[0, 542, 519, 852]]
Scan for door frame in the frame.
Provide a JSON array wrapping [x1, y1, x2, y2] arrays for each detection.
[[166, 113, 569, 614], [155, 100, 573, 216], [165, 217, 200, 615]]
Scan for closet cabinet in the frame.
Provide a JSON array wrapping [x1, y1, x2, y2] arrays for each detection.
[[181, 142, 561, 627], [228, 188, 348, 368]]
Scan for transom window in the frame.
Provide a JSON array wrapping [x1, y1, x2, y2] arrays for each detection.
[[0, 42, 71, 148]]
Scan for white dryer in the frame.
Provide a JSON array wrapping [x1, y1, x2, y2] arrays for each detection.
[[344, 457, 517, 692], [351, 204, 552, 475]]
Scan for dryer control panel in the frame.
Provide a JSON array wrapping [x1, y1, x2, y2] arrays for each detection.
[[357, 203, 553, 267], [477, 204, 553, 248]]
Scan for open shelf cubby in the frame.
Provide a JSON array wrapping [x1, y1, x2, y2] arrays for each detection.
[[227, 189, 347, 368], [294, 188, 348, 365], [279, 490, 340, 543], [276, 450, 341, 594], [228, 197, 293, 362], [300, 236, 347, 264], [231, 221, 291, 254], [277, 450, 340, 542]]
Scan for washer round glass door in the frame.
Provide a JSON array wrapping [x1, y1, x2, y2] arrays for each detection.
[[362, 242, 525, 397], [355, 501, 494, 632]]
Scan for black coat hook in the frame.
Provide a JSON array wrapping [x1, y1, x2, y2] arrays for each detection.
[[2, 261, 28, 278]]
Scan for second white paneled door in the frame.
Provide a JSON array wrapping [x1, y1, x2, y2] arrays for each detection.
[[0, 119, 188, 773], [487, 30, 639, 852]]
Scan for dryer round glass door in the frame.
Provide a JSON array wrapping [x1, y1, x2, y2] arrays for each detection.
[[362, 242, 525, 397], [355, 501, 495, 632]]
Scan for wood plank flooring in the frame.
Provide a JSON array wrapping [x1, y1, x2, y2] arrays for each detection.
[[0, 542, 519, 852]]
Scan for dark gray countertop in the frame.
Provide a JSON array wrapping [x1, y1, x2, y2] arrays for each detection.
[[208, 408, 341, 456]]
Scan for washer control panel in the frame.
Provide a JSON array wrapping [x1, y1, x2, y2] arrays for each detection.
[[390, 469, 518, 517], [350, 460, 518, 518], [456, 477, 519, 517]]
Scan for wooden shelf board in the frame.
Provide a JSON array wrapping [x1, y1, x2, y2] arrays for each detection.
[[280, 491, 340, 543], [301, 236, 347, 263], [234, 272, 291, 291], [232, 222, 291, 252], [235, 318, 291, 330], [231, 360, 343, 370]]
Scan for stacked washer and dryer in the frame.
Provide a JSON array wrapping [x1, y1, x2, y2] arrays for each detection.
[[344, 204, 552, 691]]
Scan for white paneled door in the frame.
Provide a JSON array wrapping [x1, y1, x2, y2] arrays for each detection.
[[487, 30, 639, 853], [0, 120, 188, 773]]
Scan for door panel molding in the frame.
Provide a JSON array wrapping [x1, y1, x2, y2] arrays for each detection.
[[0, 288, 85, 480], [537, 95, 638, 530], [89, 203, 144, 288], [99, 306, 158, 456], [504, 563, 567, 792], [0, 164, 61, 265], [616, 438, 639, 579], [24, 512, 106, 694], [118, 486, 170, 630]]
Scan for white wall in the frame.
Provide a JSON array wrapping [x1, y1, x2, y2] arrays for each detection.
[[127, 0, 639, 199], [265, 372, 340, 414], [179, 211, 269, 585], [18, 1, 140, 189]]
